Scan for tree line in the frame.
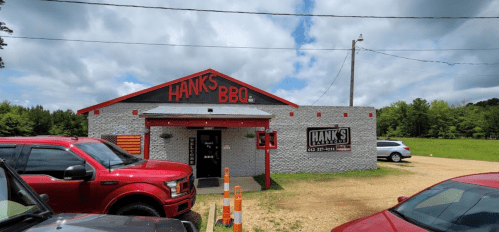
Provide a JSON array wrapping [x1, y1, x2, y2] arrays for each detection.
[[377, 98, 499, 139], [0, 101, 88, 137]]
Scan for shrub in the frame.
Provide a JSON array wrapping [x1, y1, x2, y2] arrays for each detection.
[[159, 133, 173, 139]]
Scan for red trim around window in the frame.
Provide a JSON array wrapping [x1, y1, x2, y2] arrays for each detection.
[[256, 131, 277, 149]]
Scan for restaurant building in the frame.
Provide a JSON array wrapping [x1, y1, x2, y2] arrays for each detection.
[[77, 69, 377, 187]]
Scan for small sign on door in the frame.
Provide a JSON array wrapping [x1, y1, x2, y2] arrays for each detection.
[[189, 137, 196, 165]]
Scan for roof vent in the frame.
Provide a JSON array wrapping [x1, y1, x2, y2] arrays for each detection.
[[208, 108, 213, 113]]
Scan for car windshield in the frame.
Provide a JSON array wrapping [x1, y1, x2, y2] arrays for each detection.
[[75, 141, 141, 168], [391, 180, 499, 232], [0, 165, 45, 224]]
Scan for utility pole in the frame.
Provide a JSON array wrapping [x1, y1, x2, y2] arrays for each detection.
[[350, 34, 363, 107]]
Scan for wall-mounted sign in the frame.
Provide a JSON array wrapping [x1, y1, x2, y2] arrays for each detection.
[[223, 144, 230, 150], [189, 137, 196, 165], [121, 72, 287, 105], [306, 127, 351, 152]]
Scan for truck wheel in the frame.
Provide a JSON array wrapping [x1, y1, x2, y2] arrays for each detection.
[[116, 202, 162, 217]]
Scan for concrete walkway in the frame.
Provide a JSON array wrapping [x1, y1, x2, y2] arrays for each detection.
[[194, 177, 262, 194]]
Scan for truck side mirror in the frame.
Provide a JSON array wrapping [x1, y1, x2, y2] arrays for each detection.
[[64, 165, 86, 180], [397, 196, 408, 203]]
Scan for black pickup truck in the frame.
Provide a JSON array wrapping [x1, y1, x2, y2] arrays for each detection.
[[0, 159, 198, 232]]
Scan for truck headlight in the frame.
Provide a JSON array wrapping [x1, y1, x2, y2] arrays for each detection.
[[165, 178, 187, 198]]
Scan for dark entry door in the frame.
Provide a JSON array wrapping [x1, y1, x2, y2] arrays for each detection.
[[197, 130, 222, 178]]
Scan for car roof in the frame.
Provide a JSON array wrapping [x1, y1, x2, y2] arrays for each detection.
[[377, 140, 402, 143], [0, 136, 103, 146], [451, 173, 499, 189]]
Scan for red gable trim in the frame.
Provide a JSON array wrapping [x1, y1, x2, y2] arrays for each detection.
[[77, 69, 298, 114]]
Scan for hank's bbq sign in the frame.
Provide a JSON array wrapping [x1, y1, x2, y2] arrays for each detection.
[[168, 73, 249, 103], [307, 127, 351, 152]]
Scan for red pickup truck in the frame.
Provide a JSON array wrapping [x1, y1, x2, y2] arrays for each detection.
[[0, 136, 196, 218]]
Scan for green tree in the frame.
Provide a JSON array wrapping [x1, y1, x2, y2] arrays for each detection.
[[0, 101, 10, 115], [409, 98, 430, 137], [458, 105, 486, 138], [0, 112, 33, 136], [50, 110, 87, 137], [0, 0, 13, 69], [427, 100, 453, 137], [28, 105, 53, 136], [483, 106, 499, 138], [376, 101, 411, 137]]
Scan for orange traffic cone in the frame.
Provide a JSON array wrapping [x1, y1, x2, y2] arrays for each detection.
[[233, 186, 242, 232], [216, 168, 233, 227], [223, 168, 231, 226]]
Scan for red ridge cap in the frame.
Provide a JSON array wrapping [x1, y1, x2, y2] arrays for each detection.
[[77, 69, 298, 114]]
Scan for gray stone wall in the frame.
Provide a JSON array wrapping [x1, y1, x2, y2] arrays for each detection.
[[257, 105, 377, 174], [87, 103, 376, 177]]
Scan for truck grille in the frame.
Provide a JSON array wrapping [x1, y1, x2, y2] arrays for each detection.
[[189, 174, 194, 191]]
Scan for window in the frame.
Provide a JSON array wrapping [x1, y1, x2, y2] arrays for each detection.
[[256, 131, 277, 149], [75, 142, 140, 169], [392, 181, 499, 232], [25, 148, 84, 179], [453, 193, 499, 230], [388, 142, 400, 146], [377, 142, 389, 147], [0, 166, 45, 224], [0, 146, 16, 167]]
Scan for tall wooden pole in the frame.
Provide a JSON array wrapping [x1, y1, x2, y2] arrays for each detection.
[[350, 39, 356, 107]]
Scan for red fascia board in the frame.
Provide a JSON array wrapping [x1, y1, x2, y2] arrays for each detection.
[[77, 69, 298, 115]]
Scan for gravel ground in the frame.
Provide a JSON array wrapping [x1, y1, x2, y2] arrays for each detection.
[[184, 156, 499, 232]]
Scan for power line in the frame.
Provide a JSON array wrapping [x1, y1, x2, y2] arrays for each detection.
[[312, 52, 350, 105], [358, 47, 499, 66], [5, 36, 499, 52], [2, 35, 350, 51], [356, 60, 499, 77], [38, 0, 499, 19], [358, 48, 499, 52]]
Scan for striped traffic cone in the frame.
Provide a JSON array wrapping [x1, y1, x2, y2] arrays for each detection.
[[222, 168, 231, 226], [216, 168, 233, 227], [233, 186, 242, 232]]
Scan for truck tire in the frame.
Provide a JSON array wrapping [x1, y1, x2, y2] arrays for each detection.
[[116, 202, 162, 217]]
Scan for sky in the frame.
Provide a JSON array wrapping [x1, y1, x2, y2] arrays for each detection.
[[1, 0, 499, 112]]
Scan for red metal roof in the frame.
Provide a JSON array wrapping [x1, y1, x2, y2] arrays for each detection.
[[77, 69, 298, 115]]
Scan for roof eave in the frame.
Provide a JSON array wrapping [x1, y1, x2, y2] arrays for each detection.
[[138, 114, 275, 119]]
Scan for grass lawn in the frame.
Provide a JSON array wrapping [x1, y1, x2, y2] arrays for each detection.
[[192, 166, 408, 232], [390, 137, 499, 162]]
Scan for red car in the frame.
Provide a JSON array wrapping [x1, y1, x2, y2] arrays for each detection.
[[331, 173, 499, 232], [0, 136, 196, 218]]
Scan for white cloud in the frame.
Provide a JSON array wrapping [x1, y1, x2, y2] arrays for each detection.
[[1, 0, 499, 111]]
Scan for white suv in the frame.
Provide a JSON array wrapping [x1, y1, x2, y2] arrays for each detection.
[[376, 140, 412, 162]]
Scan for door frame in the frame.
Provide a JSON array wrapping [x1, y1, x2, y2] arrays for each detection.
[[196, 130, 222, 178]]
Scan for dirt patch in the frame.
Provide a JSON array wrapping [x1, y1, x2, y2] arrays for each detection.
[[192, 156, 499, 232]]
